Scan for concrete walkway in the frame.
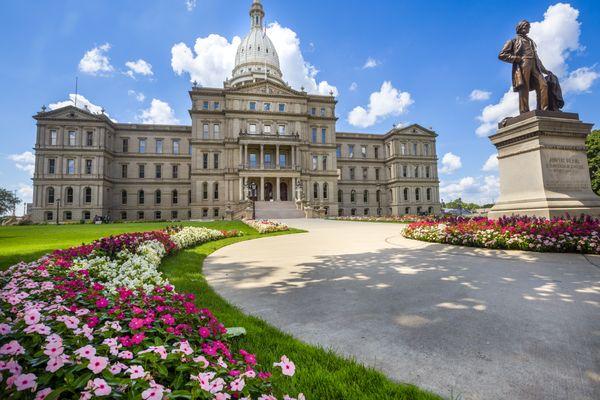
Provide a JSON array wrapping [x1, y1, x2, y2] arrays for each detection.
[[204, 219, 600, 400]]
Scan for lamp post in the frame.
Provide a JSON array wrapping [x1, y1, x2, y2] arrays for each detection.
[[376, 184, 382, 216], [243, 181, 257, 219], [55, 198, 61, 225]]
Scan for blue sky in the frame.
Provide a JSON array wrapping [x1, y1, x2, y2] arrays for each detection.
[[1, 0, 599, 209]]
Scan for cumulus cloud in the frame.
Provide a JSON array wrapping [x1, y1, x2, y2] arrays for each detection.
[[439, 152, 462, 174], [482, 153, 499, 171], [48, 94, 114, 121], [348, 81, 413, 128], [476, 3, 598, 137], [17, 183, 33, 203], [127, 90, 146, 102], [125, 59, 153, 78], [170, 22, 338, 96], [185, 0, 196, 11], [78, 43, 114, 76], [362, 57, 380, 69], [349, 82, 358, 91], [8, 152, 35, 177], [440, 175, 500, 204], [137, 99, 179, 125], [469, 89, 491, 101]]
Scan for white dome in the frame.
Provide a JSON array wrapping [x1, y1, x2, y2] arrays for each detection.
[[230, 0, 285, 87]]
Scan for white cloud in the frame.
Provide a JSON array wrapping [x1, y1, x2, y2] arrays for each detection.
[[17, 183, 33, 203], [440, 152, 462, 174], [469, 89, 491, 101], [125, 59, 153, 78], [78, 43, 114, 76], [349, 82, 358, 91], [170, 22, 338, 96], [482, 153, 499, 171], [362, 57, 380, 69], [185, 0, 196, 11], [137, 99, 179, 125], [127, 90, 146, 102], [440, 175, 500, 204], [476, 3, 598, 137], [348, 81, 413, 128], [8, 152, 35, 177], [48, 94, 114, 120]]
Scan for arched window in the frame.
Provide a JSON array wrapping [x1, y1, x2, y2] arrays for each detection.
[[121, 190, 127, 205], [155, 190, 162, 205], [337, 189, 343, 203], [415, 188, 420, 202], [426, 188, 432, 201], [65, 187, 73, 204], [403, 188, 409, 201], [138, 190, 145, 205], [323, 183, 328, 199], [350, 190, 356, 203], [172, 190, 178, 204], [84, 187, 92, 204], [363, 190, 369, 203], [47, 187, 55, 204]]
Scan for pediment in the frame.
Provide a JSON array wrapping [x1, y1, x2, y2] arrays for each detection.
[[392, 124, 437, 137], [34, 105, 112, 124], [227, 80, 305, 97]]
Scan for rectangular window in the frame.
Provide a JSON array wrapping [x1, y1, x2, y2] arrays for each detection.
[[320, 107, 325, 117], [67, 159, 75, 174], [121, 164, 128, 178], [155, 211, 162, 220], [173, 140, 180, 155], [279, 154, 286, 167], [48, 159, 55, 174], [213, 101, 220, 110], [249, 124, 256, 134], [203, 153, 208, 169], [139, 139, 146, 153], [424, 143, 430, 156], [362, 167, 368, 180], [413, 143, 418, 155], [189, 140, 192, 155], [263, 102, 271, 111], [214, 183, 219, 200], [311, 128, 317, 143], [213, 153, 219, 169], [312, 155, 318, 170], [86, 131, 93, 146], [375, 168, 380, 180], [278, 103, 285, 112], [401, 143, 406, 155], [68, 131, 76, 146], [85, 159, 92, 174], [336, 145, 341, 157], [172, 165, 179, 179], [139, 164, 145, 178], [203, 124, 209, 139], [155, 164, 162, 179], [310, 107, 316, 116], [322, 156, 327, 171], [138, 211, 144, 220], [374, 147, 379, 159], [156, 139, 163, 154], [426, 166, 431, 178], [214, 208, 219, 217], [278, 125, 285, 135], [350, 167, 355, 180], [264, 125, 271, 134], [213, 124, 220, 139], [203, 101, 209, 110], [361, 145, 367, 158], [249, 101, 256, 111], [321, 128, 326, 144], [403, 165, 408, 178], [202, 208, 208, 217], [121, 212, 127, 220], [348, 145, 354, 158], [249, 153, 257, 168], [50, 130, 57, 145], [122, 138, 129, 152], [171, 210, 178, 220]]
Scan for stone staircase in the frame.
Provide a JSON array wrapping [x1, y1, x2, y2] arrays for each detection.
[[254, 201, 305, 219]]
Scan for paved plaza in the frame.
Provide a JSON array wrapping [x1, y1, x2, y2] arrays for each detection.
[[205, 219, 600, 400]]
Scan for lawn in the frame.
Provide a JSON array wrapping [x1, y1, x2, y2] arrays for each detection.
[[0, 221, 441, 400]]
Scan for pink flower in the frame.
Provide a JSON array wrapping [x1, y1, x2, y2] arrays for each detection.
[[0, 323, 11, 334], [46, 355, 67, 373], [215, 394, 231, 400], [131, 332, 145, 345], [24, 309, 41, 325], [15, 373, 37, 392], [230, 378, 245, 392], [175, 340, 193, 355], [129, 318, 145, 330], [43, 342, 64, 357], [35, 388, 52, 400], [95, 298, 109, 308], [74, 345, 96, 360], [161, 314, 175, 326], [0, 340, 25, 356], [87, 356, 108, 374], [198, 327, 210, 338], [118, 350, 133, 360], [192, 355, 209, 368], [79, 391, 92, 400], [109, 362, 127, 375], [273, 355, 295, 376], [128, 365, 146, 379], [92, 378, 111, 396], [142, 387, 164, 400]]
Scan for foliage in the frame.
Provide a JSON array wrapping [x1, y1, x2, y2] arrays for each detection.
[[329, 215, 424, 223], [586, 129, 600, 194], [0, 188, 21, 216], [443, 198, 481, 211], [242, 220, 289, 234]]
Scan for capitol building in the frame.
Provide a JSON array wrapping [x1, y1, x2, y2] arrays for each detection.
[[30, 0, 441, 223]]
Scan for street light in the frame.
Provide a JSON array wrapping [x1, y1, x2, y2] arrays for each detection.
[[243, 181, 258, 219], [376, 184, 382, 216], [55, 198, 61, 225]]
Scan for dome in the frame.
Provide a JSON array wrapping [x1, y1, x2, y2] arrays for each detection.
[[230, 0, 285, 87]]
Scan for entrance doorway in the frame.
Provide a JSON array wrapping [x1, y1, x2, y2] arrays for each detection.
[[280, 182, 288, 201], [264, 182, 273, 201]]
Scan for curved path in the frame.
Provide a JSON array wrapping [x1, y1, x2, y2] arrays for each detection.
[[205, 219, 600, 400]]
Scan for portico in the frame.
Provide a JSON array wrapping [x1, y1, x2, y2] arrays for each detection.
[[240, 175, 297, 202]]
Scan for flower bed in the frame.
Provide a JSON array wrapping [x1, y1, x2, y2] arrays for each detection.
[[0, 226, 301, 399], [242, 219, 289, 234], [403, 215, 600, 254], [329, 215, 425, 223]]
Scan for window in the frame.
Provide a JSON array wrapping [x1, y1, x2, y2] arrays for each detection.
[[213, 125, 220, 139], [264, 125, 271, 134], [364, 208, 369, 216], [350, 190, 356, 203], [426, 188, 432, 201], [249, 101, 256, 111], [85, 159, 92, 175], [405, 207, 410, 215], [374, 147, 379, 159], [202, 153, 208, 169], [202, 208, 208, 218], [214, 208, 219, 218], [401, 143, 406, 155], [156, 139, 163, 154], [312, 155, 318, 170], [83, 211, 91, 221], [67, 159, 75, 175], [171, 210, 178, 220], [376, 190, 381, 203], [402, 165, 408, 178], [348, 145, 354, 158], [351, 208, 356, 216], [322, 156, 327, 170], [172, 190, 178, 204], [279, 154, 287, 167], [84, 187, 92, 204], [278, 103, 285, 112], [362, 167, 368, 180], [338, 189, 343, 203], [403, 188, 409, 201], [86, 131, 93, 146], [311, 128, 317, 143], [426, 166, 431, 178], [363, 190, 369, 203], [424, 143, 430, 156], [264, 153, 272, 167], [155, 164, 162, 179], [203, 124, 209, 139], [249, 153, 257, 168], [249, 124, 256, 134], [155, 190, 162, 205], [263, 102, 271, 111], [323, 183, 328, 199], [64, 211, 72, 221], [375, 168, 380, 180], [172, 165, 179, 179], [188, 190, 192, 205], [173, 140, 180, 155], [415, 188, 421, 201], [48, 159, 56, 174], [336, 145, 341, 157], [139, 165, 145, 178], [361, 145, 367, 158], [138, 190, 145, 205], [213, 101, 220, 110], [213, 153, 219, 169], [310, 107, 316, 116], [122, 138, 129, 152], [68, 131, 76, 146], [202, 182, 208, 200], [47, 187, 55, 204], [313, 183, 318, 199], [321, 128, 326, 144], [121, 212, 127, 220], [413, 143, 418, 155], [138, 211, 144, 220], [214, 183, 219, 200], [139, 139, 146, 153], [155, 211, 162, 220], [349, 167, 355, 180], [50, 130, 57, 145], [189, 140, 192, 155], [338, 208, 343, 216], [320, 107, 325, 117], [278, 125, 285, 135], [414, 166, 419, 178], [65, 187, 73, 204], [203, 101, 209, 110], [121, 190, 127, 205], [121, 164, 128, 178], [46, 211, 53, 221]]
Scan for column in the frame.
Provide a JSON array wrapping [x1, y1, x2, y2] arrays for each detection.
[[276, 177, 280, 201], [239, 178, 243, 201], [244, 145, 248, 167], [260, 145, 264, 169], [260, 176, 265, 201], [276, 144, 280, 168], [291, 145, 295, 168], [239, 145, 243, 166]]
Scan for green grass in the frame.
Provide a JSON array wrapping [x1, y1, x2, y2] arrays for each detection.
[[0, 222, 442, 399]]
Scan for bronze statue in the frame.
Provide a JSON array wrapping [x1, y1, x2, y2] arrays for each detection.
[[499, 20, 564, 114]]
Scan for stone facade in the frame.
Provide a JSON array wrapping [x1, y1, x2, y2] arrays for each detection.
[[30, 0, 441, 223]]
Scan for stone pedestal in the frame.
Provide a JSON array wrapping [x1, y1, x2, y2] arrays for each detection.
[[488, 110, 600, 219]]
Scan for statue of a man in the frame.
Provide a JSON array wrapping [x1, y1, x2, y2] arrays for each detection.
[[499, 20, 551, 114]]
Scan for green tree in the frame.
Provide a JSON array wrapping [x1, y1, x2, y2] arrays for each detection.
[[587, 130, 600, 195], [445, 198, 481, 211], [0, 188, 21, 216]]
